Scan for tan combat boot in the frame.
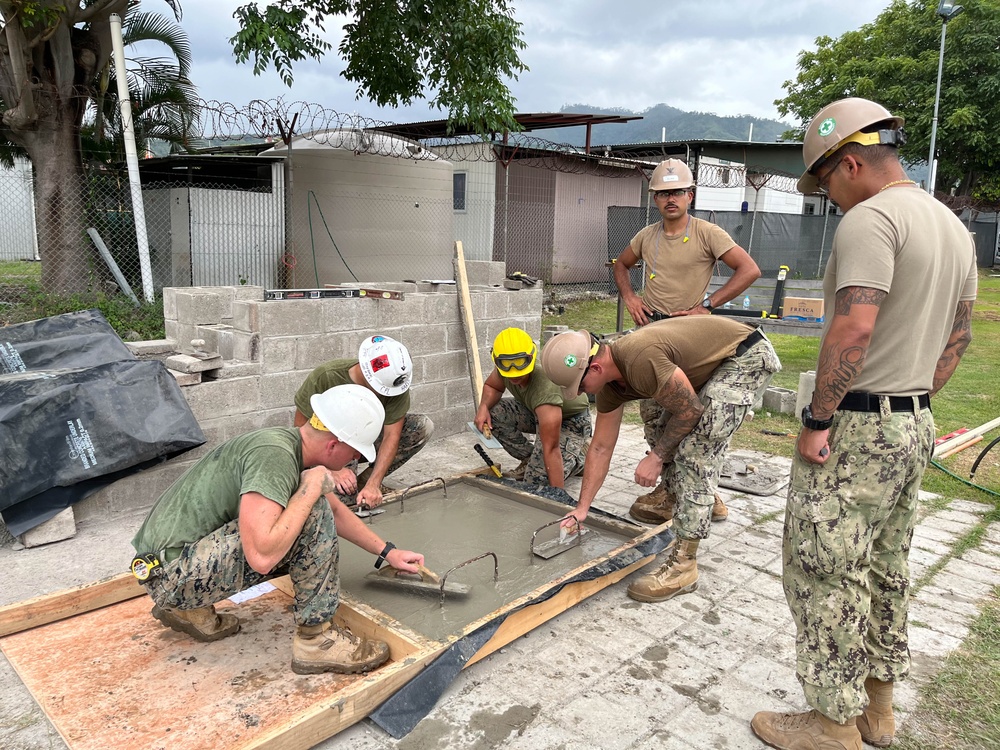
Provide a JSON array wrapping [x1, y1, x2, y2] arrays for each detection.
[[509, 457, 530, 480], [750, 709, 862, 750], [291, 621, 390, 675], [627, 538, 699, 602], [711, 493, 729, 522], [628, 483, 676, 524], [151, 604, 240, 642], [857, 677, 895, 747]]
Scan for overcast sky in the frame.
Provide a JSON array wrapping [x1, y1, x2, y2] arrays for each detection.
[[169, 1, 894, 130]]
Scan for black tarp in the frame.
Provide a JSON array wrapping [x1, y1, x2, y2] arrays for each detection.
[[0, 309, 136, 374]]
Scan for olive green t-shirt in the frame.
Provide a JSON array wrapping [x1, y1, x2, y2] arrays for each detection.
[[504, 369, 590, 418], [596, 317, 756, 413], [132, 427, 303, 558], [294, 359, 409, 425], [823, 187, 978, 395], [629, 216, 735, 314]]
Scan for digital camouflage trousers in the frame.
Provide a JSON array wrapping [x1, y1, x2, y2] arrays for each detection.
[[143, 498, 341, 628], [489, 398, 592, 485], [783, 405, 935, 723], [642, 336, 781, 540], [355, 412, 434, 485]]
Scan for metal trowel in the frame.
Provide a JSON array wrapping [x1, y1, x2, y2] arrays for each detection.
[[365, 563, 471, 597], [530, 516, 588, 559], [467, 421, 502, 449]]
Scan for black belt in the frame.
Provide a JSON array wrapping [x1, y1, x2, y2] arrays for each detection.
[[735, 328, 766, 357], [649, 310, 672, 322], [838, 391, 930, 413]]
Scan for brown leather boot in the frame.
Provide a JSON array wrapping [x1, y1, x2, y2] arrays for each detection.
[[291, 621, 390, 675], [857, 677, 895, 747], [627, 538, 699, 602], [151, 604, 240, 642], [711, 492, 729, 522], [628, 484, 676, 524], [750, 709, 862, 750]]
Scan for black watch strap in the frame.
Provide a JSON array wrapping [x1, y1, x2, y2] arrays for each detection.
[[801, 405, 834, 431], [374, 541, 396, 569], [702, 297, 714, 311]]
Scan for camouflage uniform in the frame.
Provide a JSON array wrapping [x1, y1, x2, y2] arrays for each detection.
[[783, 405, 935, 722], [489, 399, 591, 484], [647, 337, 781, 540], [143, 499, 340, 628]]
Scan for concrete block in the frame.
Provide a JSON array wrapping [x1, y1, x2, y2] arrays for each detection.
[[175, 289, 225, 325], [261, 337, 298, 373], [169, 369, 202, 386], [378, 296, 428, 329], [762, 386, 797, 415], [483, 290, 510, 320], [234, 285, 265, 301], [509, 288, 544, 317], [418, 350, 469, 383], [445, 377, 477, 408], [192, 324, 235, 360], [395, 324, 448, 358], [445, 323, 466, 352], [183, 376, 262, 421], [542, 325, 569, 345], [408, 383, 447, 414], [232, 300, 261, 333], [425, 291, 461, 324], [321, 298, 379, 333], [295, 332, 355, 371], [796, 371, 816, 417], [74, 460, 195, 522], [164, 353, 224, 373], [259, 300, 324, 337], [463, 260, 506, 287], [162, 287, 179, 321], [17, 507, 76, 548], [503, 279, 523, 290], [228, 331, 260, 362], [260, 370, 308, 411], [201, 360, 263, 380], [192, 286, 237, 320], [127, 339, 176, 356]]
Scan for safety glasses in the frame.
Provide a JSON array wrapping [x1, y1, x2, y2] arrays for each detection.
[[654, 189, 688, 198], [494, 351, 534, 372]]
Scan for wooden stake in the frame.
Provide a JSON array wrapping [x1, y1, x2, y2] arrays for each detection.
[[454, 240, 484, 408]]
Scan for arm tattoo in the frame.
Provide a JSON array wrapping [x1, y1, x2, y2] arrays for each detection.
[[653, 383, 704, 459], [834, 286, 887, 316], [815, 342, 867, 414], [931, 301, 974, 395]]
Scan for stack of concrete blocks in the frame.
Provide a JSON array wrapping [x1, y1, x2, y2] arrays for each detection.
[[71, 264, 542, 526]]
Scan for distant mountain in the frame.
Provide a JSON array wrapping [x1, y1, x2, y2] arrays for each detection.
[[530, 103, 791, 148]]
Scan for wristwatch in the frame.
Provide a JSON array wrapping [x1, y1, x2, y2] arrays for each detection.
[[801, 405, 834, 431], [701, 297, 714, 311]]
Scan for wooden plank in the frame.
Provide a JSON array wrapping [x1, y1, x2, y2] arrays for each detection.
[[0, 571, 144, 637], [464, 555, 653, 668], [938, 434, 983, 459], [454, 240, 485, 408]]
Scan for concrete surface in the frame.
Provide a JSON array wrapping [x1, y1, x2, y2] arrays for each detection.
[[2, 424, 998, 750]]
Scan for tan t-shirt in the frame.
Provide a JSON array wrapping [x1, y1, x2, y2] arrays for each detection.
[[823, 187, 978, 395], [504, 369, 590, 418], [629, 216, 736, 314], [596, 317, 757, 413]]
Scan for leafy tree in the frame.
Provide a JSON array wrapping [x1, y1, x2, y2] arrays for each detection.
[[0, 0, 186, 294], [230, 0, 528, 135], [775, 0, 1000, 197]]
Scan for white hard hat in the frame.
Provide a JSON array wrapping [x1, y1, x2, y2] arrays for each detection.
[[309, 384, 384, 462], [358, 335, 413, 397]]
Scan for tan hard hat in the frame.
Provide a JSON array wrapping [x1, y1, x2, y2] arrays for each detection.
[[648, 158, 695, 192], [798, 97, 905, 195], [540, 329, 598, 400]]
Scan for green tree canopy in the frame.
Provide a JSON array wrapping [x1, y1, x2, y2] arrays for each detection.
[[775, 0, 1000, 197], [230, 0, 528, 135]]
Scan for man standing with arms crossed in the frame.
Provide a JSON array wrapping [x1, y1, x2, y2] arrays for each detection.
[[751, 98, 977, 750], [613, 158, 761, 523]]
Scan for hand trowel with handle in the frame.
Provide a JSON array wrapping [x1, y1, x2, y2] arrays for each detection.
[[467, 421, 502, 449]]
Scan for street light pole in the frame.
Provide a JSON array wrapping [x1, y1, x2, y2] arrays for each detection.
[[927, 1, 964, 194]]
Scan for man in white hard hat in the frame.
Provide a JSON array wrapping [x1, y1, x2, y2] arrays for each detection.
[[750, 97, 977, 750], [540, 319, 779, 603], [131, 384, 425, 675], [612, 158, 761, 520], [294, 335, 433, 508]]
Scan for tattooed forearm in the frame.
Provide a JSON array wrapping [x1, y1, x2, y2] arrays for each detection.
[[931, 301, 974, 395], [834, 286, 887, 316], [814, 342, 867, 415], [652, 385, 704, 460]]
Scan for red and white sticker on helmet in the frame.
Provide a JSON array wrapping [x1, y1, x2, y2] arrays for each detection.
[[369, 354, 391, 372]]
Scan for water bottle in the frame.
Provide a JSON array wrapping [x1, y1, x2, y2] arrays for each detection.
[[743, 294, 751, 311], [723, 299, 732, 309]]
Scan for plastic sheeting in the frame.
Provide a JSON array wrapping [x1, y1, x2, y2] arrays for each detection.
[[0, 309, 135, 374]]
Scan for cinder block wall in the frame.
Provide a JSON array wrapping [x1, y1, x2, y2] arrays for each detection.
[[75, 271, 542, 523]]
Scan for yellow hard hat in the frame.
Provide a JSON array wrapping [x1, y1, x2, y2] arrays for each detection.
[[491, 328, 536, 377]]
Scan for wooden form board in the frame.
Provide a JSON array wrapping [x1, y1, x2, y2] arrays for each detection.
[[454, 240, 485, 408], [1, 476, 667, 749]]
